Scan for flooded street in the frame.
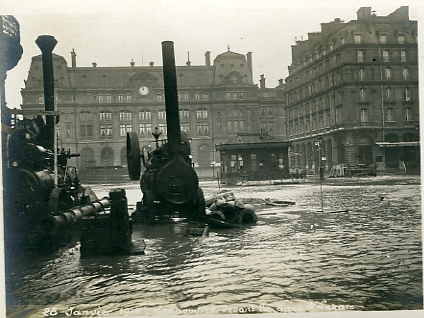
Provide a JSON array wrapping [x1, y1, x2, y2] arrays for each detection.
[[5, 175, 422, 317]]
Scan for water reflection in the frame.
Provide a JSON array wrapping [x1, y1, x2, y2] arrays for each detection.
[[5, 176, 423, 316]]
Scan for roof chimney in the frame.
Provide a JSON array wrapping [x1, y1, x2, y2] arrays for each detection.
[[186, 51, 191, 66], [247, 52, 253, 78], [92, 62, 97, 67], [130, 59, 135, 67], [149, 61, 154, 66], [259, 74, 266, 89], [278, 78, 284, 85], [357, 7, 372, 20], [71, 49, 76, 68], [205, 51, 210, 66]]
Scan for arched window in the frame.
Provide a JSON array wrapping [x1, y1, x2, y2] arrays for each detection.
[[227, 108, 245, 133]]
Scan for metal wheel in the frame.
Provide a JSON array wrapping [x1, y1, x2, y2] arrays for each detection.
[[126, 131, 141, 181]]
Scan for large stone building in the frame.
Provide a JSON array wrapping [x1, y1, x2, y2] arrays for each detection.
[[284, 6, 419, 173], [20, 48, 285, 177]]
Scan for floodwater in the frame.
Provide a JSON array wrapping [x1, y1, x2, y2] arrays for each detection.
[[5, 175, 423, 317]]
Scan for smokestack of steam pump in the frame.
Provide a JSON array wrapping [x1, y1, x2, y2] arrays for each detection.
[[161, 41, 182, 156], [35, 35, 57, 151]]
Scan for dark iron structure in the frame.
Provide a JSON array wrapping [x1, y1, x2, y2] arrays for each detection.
[[127, 41, 206, 224], [3, 34, 137, 255]]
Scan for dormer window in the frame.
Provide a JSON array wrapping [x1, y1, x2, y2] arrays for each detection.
[[354, 34, 362, 44], [379, 34, 387, 44], [398, 34, 405, 44]]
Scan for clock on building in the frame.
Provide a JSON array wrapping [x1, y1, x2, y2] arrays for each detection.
[[139, 86, 149, 95]]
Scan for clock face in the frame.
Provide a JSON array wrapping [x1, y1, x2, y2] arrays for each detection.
[[139, 86, 149, 95]]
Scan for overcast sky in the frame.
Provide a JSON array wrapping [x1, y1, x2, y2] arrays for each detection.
[[2, 0, 422, 109]]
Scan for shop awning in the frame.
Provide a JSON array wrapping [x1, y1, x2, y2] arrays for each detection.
[[375, 141, 420, 147]]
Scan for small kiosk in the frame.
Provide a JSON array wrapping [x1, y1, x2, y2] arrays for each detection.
[[216, 132, 289, 185]]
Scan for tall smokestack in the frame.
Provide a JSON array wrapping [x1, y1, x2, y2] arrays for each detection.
[[35, 35, 57, 150], [161, 41, 182, 155]]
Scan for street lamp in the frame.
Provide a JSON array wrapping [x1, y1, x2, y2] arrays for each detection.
[[314, 135, 324, 181], [152, 126, 162, 149]]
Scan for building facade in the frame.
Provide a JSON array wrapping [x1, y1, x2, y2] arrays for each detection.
[[284, 6, 419, 173], [20, 48, 285, 177]]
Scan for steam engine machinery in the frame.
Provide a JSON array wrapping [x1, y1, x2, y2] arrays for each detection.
[[3, 35, 138, 255], [127, 41, 206, 224]]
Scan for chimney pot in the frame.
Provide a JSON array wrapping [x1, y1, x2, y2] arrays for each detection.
[[92, 62, 97, 67], [205, 51, 211, 66], [149, 61, 154, 66]]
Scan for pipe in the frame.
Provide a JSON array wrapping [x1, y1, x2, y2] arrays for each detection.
[[35, 35, 57, 151], [41, 197, 111, 233], [161, 41, 182, 156]]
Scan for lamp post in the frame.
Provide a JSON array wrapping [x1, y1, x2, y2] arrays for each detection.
[[152, 126, 161, 149], [314, 136, 324, 180]]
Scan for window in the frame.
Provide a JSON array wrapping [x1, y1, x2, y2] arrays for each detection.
[[66, 125, 72, 138], [384, 67, 391, 80], [386, 108, 394, 122], [139, 110, 151, 121], [93, 95, 97, 103], [232, 92, 237, 100], [398, 34, 405, 44], [379, 34, 387, 44], [217, 121, 222, 133], [401, 50, 407, 62], [195, 93, 201, 101], [196, 109, 208, 119], [98, 95, 104, 103], [354, 34, 362, 44], [340, 38, 344, 45], [80, 125, 92, 140], [119, 124, 132, 137], [106, 95, 112, 103], [203, 93, 208, 101], [80, 111, 92, 122], [179, 110, 190, 119], [100, 111, 112, 121], [268, 107, 273, 115], [118, 94, 123, 103], [335, 107, 342, 124], [238, 92, 245, 99], [38, 96, 44, 104], [100, 124, 112, 138], [183, 93, 189, 101], [158, 110, 166, 120], [139, 123, 152, 137], [180, 122, 190, 133], [359, 88, 366, 101], [261, 107, 266, 115], [404, 107, 412, 121], [159, 123, 166, 135], [382, 50, 389, 62], [404, 88, 411, 101], [157, 94, 163, 102], [385, 87, 392, 100], [357, 50, 364, 62], [226, 92, 232, 99], [126, 95, 132, 103], [119, 110, 132, 121], [360, 108, 368, 123], [359, 68, 365, 80], [196, 122, 209, 135], [402, 67, 409, 80]]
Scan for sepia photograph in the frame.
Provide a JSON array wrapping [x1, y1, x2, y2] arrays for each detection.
[[1, 0, 423, 317]]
